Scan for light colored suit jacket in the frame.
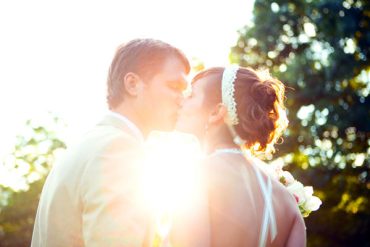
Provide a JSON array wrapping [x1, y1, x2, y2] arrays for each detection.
[[31, 114, 149, 247]]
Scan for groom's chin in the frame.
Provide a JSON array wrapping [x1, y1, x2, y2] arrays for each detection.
[[174, 120, 185, 132], [160, 124, 176, 132], [157, 120, 177, 132]]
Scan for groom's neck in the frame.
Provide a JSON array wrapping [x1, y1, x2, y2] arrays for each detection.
[[111, 104, 149, 138]]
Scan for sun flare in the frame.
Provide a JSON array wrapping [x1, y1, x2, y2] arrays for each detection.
[[140, 131, 204, 239]]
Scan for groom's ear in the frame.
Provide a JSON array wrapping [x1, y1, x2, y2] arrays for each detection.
[[123, 72, 142, 96], [208, 103, 228, 125]]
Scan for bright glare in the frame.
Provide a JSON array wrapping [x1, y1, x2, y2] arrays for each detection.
[[140, 131, 203, 238]]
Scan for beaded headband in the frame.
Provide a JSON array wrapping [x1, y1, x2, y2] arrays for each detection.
[[221, 65, 246, 146], [221, 64, 240, 126]]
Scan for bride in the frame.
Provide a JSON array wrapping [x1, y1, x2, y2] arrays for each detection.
[[175, 65, 306, 246]]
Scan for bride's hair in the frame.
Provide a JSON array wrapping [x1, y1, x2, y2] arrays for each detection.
[[193, 67, 288, 155]]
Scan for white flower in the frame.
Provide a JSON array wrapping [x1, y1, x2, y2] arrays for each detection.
[[268, 164, 322, 217], [303, 186, 314, 198], [304, 196, 322, 211], [281, 171, 295, 186], [286, 181, 306, 205]]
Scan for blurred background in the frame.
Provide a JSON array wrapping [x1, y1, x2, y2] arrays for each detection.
[[0, 0, 369, 246]]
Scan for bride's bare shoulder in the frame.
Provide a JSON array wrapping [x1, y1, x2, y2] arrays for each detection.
[[202, 153, 243, 175], [202, 154, 245, 187], [203, 153, 228, 166]]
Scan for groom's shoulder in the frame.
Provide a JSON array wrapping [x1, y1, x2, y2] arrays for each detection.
[[61, 122, 141, 163], [83, 124, 141, 151]]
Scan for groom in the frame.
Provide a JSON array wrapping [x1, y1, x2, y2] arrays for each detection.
[[31, 39, 190, 246]]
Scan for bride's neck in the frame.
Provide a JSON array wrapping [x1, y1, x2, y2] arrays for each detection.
[[205, 125, 239, 154]]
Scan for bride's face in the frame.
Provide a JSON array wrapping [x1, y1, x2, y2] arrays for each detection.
[[176, 77, 210, 139]]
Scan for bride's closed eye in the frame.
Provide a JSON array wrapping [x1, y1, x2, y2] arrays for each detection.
[[185, 92, 194, 99]]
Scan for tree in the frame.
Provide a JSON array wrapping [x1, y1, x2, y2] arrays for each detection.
[[0, 116, 66, 247], [231, 0, 370, 246]]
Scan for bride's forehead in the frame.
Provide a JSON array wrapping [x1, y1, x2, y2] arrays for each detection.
[[191, 77, 208, 91], [192, 75, 214, 85]]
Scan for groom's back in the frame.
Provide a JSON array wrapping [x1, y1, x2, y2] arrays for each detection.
[[31, 118, 144, 246]]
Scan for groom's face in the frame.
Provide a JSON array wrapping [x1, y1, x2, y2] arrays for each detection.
[[139, 56, 188, 131]]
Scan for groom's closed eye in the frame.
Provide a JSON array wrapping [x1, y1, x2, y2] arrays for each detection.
[[168, 80, 187, 92]]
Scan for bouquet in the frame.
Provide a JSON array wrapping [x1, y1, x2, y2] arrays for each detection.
[[266, 160, 322, 217]]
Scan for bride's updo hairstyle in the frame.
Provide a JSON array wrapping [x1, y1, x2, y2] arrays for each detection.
[[193, 67, 288, 155]]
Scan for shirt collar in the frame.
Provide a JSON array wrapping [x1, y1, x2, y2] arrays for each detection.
[[107, 111, 144, 142]]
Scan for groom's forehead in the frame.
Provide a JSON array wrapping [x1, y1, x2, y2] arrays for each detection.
[[154, 68, 188, 81], [155, 64, 188, 83]]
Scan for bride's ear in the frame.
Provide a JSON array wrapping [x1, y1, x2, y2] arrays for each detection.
[[208, 103, 228, 125]]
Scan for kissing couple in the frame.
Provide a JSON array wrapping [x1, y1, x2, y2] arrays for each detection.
[[31, 38, 306, 247]]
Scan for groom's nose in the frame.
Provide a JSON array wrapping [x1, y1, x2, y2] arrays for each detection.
[[175, 77, 188, 107]]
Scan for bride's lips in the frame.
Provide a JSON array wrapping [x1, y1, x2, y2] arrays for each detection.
[[172, 112, 180, 122]]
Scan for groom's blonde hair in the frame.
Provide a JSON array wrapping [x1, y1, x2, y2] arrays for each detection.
[[107, 38, 190, 108]]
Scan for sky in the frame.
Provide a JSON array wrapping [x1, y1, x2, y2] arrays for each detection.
[[0, 0, 254, 157]]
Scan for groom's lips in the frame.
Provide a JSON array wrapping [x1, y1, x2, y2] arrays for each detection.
[[173, 111, 183, 123]]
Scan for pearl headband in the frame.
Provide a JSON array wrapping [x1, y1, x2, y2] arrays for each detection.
[[221, 65, 245, 146], [221, 64, 239, 126]]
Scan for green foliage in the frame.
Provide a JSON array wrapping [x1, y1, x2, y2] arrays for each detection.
[[0, 117, 66, 247], [231, 0, 370, 246]]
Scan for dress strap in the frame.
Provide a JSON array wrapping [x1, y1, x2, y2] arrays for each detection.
[[253, 165, 277, 247], [211, 149, 278, 246]]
